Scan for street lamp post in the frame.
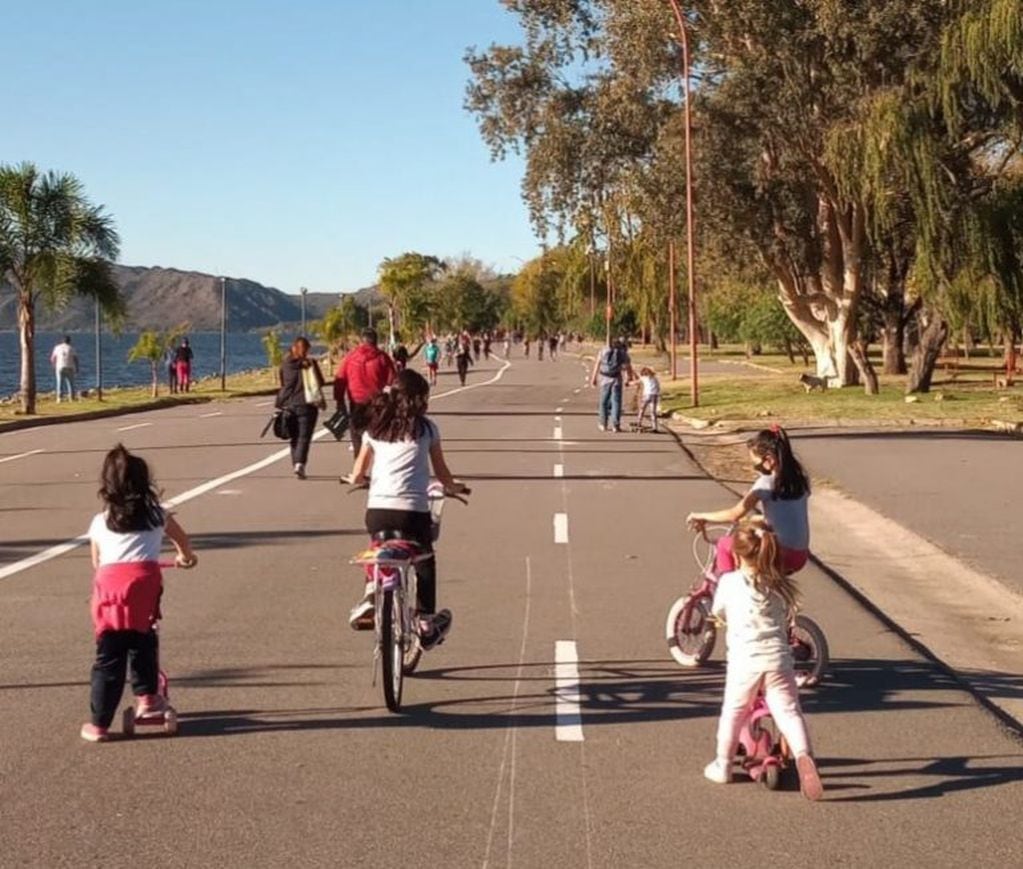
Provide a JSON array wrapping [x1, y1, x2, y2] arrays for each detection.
[[300, 286, 308, 336], [219, 276, 227, 392], [94, 296, 103, 401], [667, 0, 699, 406]]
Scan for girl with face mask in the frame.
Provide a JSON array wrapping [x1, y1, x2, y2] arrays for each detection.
[[686, 425, 812, 576]]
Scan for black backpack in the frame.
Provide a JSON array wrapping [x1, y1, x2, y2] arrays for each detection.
[[600, 346, 625, 378]]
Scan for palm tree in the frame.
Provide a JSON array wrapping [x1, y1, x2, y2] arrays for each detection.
[[0, 162, 122, 413]]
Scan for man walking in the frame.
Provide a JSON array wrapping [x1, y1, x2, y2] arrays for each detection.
[[333, 328, 396, 466], [50, 335, 79, 402], [590, 336, 635, 432]]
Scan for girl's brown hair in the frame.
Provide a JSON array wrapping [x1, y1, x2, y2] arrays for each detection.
[[99, 444, 165, 533], [747, 425, 810, 501], [732, 519, 799, 611], [367, 369, 431, 442], [640, 366, 656, 377]]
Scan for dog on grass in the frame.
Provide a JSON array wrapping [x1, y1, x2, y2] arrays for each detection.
[[799, 373, 828, 393]]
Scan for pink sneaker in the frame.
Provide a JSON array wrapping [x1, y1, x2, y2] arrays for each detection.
[[136, 694, 167, 719], [796, 754, 824, 801], [80, 723, 110, 742]]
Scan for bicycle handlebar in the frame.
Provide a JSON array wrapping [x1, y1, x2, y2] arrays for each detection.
[[343, 481, 472, 503]]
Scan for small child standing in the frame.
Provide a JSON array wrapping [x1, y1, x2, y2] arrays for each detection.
[[637, 366, 661, 432], [81, 444, 197, 742], [705, 520, 823, 800]]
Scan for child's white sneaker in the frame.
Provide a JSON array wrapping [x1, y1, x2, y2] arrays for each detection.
[[703, 759, 731, 784]]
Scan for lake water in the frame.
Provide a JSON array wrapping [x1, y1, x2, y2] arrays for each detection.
[[0, 331, 274, 397]]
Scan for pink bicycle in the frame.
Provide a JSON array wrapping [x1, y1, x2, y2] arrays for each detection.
[[664, 526, 829, 685]]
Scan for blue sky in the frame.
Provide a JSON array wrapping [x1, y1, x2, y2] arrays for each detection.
[[5, 1, 537, 293]]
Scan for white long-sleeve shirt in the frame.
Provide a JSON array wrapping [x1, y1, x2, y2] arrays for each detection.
[[711, 569, 794, 675]]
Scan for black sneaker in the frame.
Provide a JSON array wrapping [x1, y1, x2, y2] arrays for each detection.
[[419, 609, 453, 650]]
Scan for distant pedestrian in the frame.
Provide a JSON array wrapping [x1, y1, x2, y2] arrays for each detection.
[[424, 336, 441, 386], [174, 338, 194, 393], [333, 328, 397, 466], [393, 345, 409, 373], [503, 333, 512, 358], [548, 334, 558, 360], [50, 335, 79, 402], [164, 347, 178, 394], [80, 444, 197, 743], [455, 336, 474, 386], [277, 337, 326, 479], [524, 337, 531, 358], [472, 336, 482, 362], [636, 366, 661, 432], [590, 337, 634, 432]]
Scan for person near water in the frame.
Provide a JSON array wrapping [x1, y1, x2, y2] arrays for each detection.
[[164, 347, 178, 394], [50, 335, 79, 402], [80, 445, 197, 742], [333, 328, 397, 464], [174, 338, 194, 393], [277, 337, 327, 479]]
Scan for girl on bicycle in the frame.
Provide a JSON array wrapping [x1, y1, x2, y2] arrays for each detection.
[[81, 445, 197, 742], [346, 369, 469, 647], [686, 425, 810, 576], [704, 519, 823, 800]]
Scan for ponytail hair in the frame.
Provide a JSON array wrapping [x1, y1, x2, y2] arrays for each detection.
[[367, 369, 431, 442], [732, 519, 799, 611], [747, 424, 810, 501], [98, 444, 165, 533]]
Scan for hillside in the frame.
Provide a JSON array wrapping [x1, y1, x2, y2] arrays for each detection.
[[0, 265, 375, 332]]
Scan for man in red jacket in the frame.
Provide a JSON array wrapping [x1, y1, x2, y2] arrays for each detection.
[[333, 328, 396, 464]]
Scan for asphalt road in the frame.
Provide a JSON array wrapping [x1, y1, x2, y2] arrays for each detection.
[[792, 430, 1023, 596], [2, 357, 1022, 868]]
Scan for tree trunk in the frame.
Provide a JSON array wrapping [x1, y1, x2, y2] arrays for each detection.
[[881, 308, 907, 375], [782, 339, 796, 365], [1005, 328, 1019, 386], [906, 314, 949, 394], [709, 331, 718, 350], [18, 293, 37, 414], [151, 363, 159, 398], [849, 339, 879, 395]]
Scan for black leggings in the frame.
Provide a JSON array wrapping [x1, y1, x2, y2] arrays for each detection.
[[90, 629, 159, 728], [365, 509, 436, 614], [289, 404, 319, 466]]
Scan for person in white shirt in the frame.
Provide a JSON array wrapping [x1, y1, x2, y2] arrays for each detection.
[[346, 369, 469, 647], [50, 335, 79, 402], [636, 366, 661, 432], [705, 519, 823, 800]]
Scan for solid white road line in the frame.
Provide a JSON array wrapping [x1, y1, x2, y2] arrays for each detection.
[[0, 357, 513, 583], [199, 411, 223, 418], [0, 449, 44, 465], [554, 512, 569, 544], [554, 464, 564, 479], [554, 640, 584, 742], [116, 422, 152, 432]]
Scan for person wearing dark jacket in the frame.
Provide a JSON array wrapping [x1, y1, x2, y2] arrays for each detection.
[[333, 328, 396, 463], [276, 337, 326, 479]]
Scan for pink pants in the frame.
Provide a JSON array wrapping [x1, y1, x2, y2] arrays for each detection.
[[716, 668, 812, 763], [715, 535, 808, 576]]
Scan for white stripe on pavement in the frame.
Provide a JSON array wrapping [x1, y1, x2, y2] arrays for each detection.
[[116, 422, 152, 432], [554, 464, 564, 478], [556, 406, 563, 413], [0, 448, 44, 465], [554, 512, 569, 543], [553, 426, 562, 440], [199, 411, 223, 418], [554, 640, 584, 742]]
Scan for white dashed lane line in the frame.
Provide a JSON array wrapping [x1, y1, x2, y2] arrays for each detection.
[[554, 640, 584, 742], [116, 422, 152, 432], [0, 449, 45, 465]]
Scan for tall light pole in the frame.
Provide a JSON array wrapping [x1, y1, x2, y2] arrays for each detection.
[[667, 0, 699, 406], [94, 296, 103, 401], [300, 286, 308, 336], [219, 276, 227, 392]]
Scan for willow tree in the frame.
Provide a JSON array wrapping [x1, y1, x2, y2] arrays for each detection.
[[0, 163, 122, 413]]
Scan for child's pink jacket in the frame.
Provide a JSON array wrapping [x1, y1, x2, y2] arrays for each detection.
[[91, 562, 163, 637]]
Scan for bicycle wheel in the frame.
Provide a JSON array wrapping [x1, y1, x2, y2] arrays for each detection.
[[791, 614, 830, 686], [380, 588, 404, 712], [665, 594, 716, 667]]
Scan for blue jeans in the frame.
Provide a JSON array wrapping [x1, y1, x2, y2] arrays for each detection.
[[56, 367, 76, 401], [598, 379, 623, 428]]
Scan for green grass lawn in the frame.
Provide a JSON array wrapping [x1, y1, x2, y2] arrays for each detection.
[[0, 369, 279, 425]]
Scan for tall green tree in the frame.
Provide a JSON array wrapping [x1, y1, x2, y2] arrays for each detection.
[[378, 252, 444, 342], [0, 163, 122, 412]]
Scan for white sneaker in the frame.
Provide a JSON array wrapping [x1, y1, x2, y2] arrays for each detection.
[[704, 759, 731, 784], [598, 423, 606, 432], [348, 588, 374, 630], [294, 463, 306, 479]]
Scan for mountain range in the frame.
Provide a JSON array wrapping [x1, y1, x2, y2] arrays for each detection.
[[0, 265, 381, 332]]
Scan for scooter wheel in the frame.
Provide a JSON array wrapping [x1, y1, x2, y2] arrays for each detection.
[[122, 707, 136, 737], [762, 764, 781, 791], [163, 708, 178, 736]]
